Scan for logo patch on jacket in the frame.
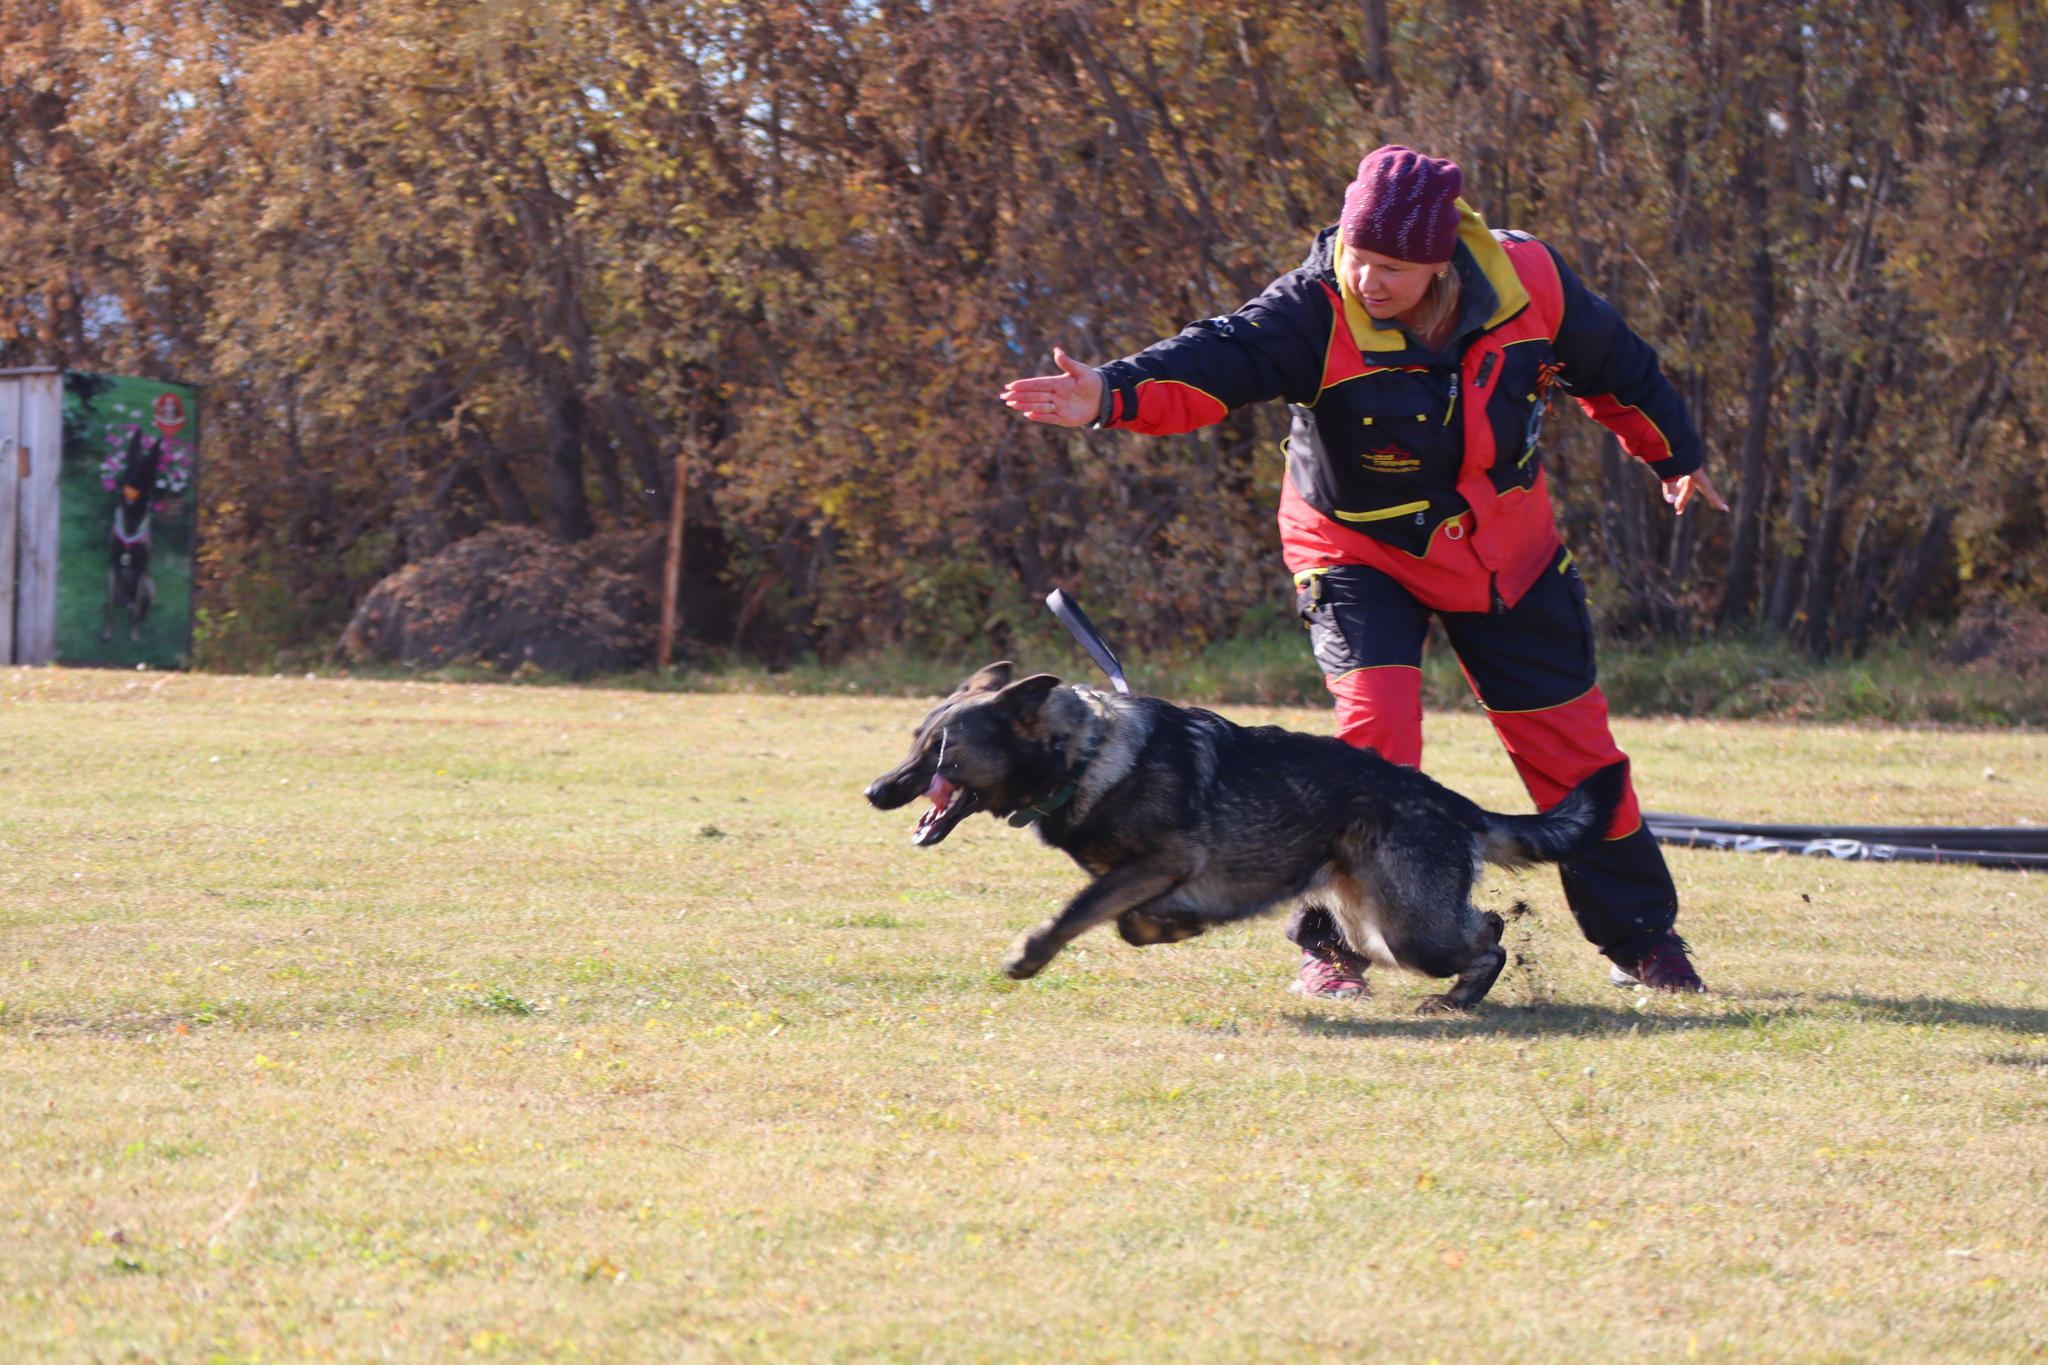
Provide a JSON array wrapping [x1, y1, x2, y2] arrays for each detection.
[[1361, 443, 1420, 474]]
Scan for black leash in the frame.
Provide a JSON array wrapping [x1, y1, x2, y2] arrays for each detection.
[[1008, 589, 1125, 826], [1045, 589, 1131, 695]]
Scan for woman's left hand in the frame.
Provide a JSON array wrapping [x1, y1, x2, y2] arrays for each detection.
[[1661, 469, 1729, 516]]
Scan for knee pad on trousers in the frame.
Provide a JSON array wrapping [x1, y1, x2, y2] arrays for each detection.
[[1327, 667, 1424, 767], [1487, 688, 1641, 838]]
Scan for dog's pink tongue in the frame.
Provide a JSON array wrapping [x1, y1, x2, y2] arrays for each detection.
[[924, 773, 955, 803]]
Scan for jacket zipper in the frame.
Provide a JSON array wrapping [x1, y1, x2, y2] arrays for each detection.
[[1444, 374, 1458, 426]]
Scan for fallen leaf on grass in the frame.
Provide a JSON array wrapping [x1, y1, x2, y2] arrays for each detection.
[[197, 1170, 259, 1246]]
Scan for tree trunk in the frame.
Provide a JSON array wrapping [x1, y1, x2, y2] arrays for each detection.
[[1717, 124, 1777, 625], [605, 394, 671, 522], [1886, 506, 1956, 628], [1357, 0, 1403, 112], [1843, 510, 1884, 656], [546, 383, 593, 543], [589, 429, 627, 525], [1763, 342, 1824, 632], [463, 421, 534, 527], [1796, 374, 1874, 655]]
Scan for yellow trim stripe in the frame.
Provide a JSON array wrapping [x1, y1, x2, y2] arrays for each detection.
[[1334, 499, 1431, 524], [1325, 664, 1424, 684], [1479, 682, 1598, 715], [1132, 376, 1231, 423], [1601, 399, 1677, 464]]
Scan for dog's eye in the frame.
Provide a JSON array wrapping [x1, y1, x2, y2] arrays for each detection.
[[1051, 738, 1065, 752]]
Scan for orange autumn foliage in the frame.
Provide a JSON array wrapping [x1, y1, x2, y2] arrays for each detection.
[[2, 0, 2044, 663]]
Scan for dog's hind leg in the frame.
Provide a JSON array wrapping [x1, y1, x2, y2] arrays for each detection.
[[1351, 825, 1507, 1015], [1416, 910, 1507, 1015], [1316, 859, 1396, 970], [1004, 859, 1188, 980]]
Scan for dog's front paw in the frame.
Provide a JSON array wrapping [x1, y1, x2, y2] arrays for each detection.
[[1002, 929, 1056, 980], [1414, 994, 1473, 1016]]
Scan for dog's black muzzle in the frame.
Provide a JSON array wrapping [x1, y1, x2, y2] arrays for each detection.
[[865, 766, 926, 810]]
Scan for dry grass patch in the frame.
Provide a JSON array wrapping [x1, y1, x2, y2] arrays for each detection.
[[1, 667, 2044, 1363]]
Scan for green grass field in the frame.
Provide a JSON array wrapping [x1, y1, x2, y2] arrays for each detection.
[[2, 667, 2045, 1363]]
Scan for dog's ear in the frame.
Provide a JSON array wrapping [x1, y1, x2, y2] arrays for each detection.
[[953, 661, 1013, 697], [989, 673, 1061, 722]]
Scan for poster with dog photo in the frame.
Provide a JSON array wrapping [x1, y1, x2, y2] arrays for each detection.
[[55, 372, 199, 668]]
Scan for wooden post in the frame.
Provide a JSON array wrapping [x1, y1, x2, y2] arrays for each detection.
[[657, 451, 687, 671]]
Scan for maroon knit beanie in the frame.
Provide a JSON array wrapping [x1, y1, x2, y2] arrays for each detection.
[[1339, 145, 1464, 264]]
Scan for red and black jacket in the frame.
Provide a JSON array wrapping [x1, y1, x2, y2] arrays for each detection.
[[1095, 205, 1701, 608]]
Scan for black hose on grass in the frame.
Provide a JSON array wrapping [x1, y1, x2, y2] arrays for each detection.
[[1645, 814, 2048, 870]]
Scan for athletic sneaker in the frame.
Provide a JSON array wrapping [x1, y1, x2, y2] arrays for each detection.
[[1608, 939, 1705, 993], [1289, 948, 1371, 999]]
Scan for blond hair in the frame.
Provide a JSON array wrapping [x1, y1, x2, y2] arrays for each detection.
[[1407, 265, 1461, 350]]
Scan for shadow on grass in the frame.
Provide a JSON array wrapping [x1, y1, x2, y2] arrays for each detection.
[[1285, 1001, 1751, 1040], [1284, 992, 2048, 1039], [1809, 993, 2048, 1035]]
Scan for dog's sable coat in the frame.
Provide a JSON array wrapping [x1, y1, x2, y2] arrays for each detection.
[[866, 663, 1625, 1013]]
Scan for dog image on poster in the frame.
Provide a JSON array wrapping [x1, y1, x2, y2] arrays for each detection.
[[102, 427, 161, 642]]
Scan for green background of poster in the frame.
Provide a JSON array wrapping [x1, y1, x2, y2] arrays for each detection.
[[57, 373, 199, 667]]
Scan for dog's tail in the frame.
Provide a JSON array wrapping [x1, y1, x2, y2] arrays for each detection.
[[1476, 760, 1629, 868]]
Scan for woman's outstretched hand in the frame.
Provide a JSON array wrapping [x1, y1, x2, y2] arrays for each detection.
[[1661, 468, 1729, 516], [1000, 347, 1104, 428]]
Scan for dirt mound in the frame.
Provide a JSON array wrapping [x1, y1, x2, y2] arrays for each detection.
[[342, 527, 667, 677], [1941, 601, 2048, 677]]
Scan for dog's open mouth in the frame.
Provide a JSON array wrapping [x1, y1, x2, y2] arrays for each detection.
[[911, 772, 978, 847]]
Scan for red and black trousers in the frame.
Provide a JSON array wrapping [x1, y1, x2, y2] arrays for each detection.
[[1286, 546, 1681, 967]]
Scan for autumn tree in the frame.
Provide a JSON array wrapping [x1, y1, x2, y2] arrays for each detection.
[[2, 0, 2042, 665]]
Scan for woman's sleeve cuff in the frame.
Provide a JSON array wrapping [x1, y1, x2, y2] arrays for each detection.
[[1646, 450, 1702, 481]]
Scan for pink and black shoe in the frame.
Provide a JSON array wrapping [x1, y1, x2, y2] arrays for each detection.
[[1609, 938, 1705, 993], [1289, 948, 1371, 1000]]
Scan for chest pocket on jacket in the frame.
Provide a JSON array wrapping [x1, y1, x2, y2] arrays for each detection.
[[1339, 375, 1443, 479]]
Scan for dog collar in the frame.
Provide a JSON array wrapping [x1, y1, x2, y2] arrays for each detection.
[[1006, 700, 1104, 827], [1007, 783, 1075, 826]]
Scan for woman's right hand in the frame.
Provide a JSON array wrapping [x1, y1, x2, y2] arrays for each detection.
[[999, 347, 1104, 428], [1661, 468, 1729, 516]]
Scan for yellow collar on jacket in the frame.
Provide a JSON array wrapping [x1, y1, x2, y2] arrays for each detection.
[[1333, 199, 1532, 353]]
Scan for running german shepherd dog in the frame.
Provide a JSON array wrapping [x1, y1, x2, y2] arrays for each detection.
[[865, 663, 1625, 1013]]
